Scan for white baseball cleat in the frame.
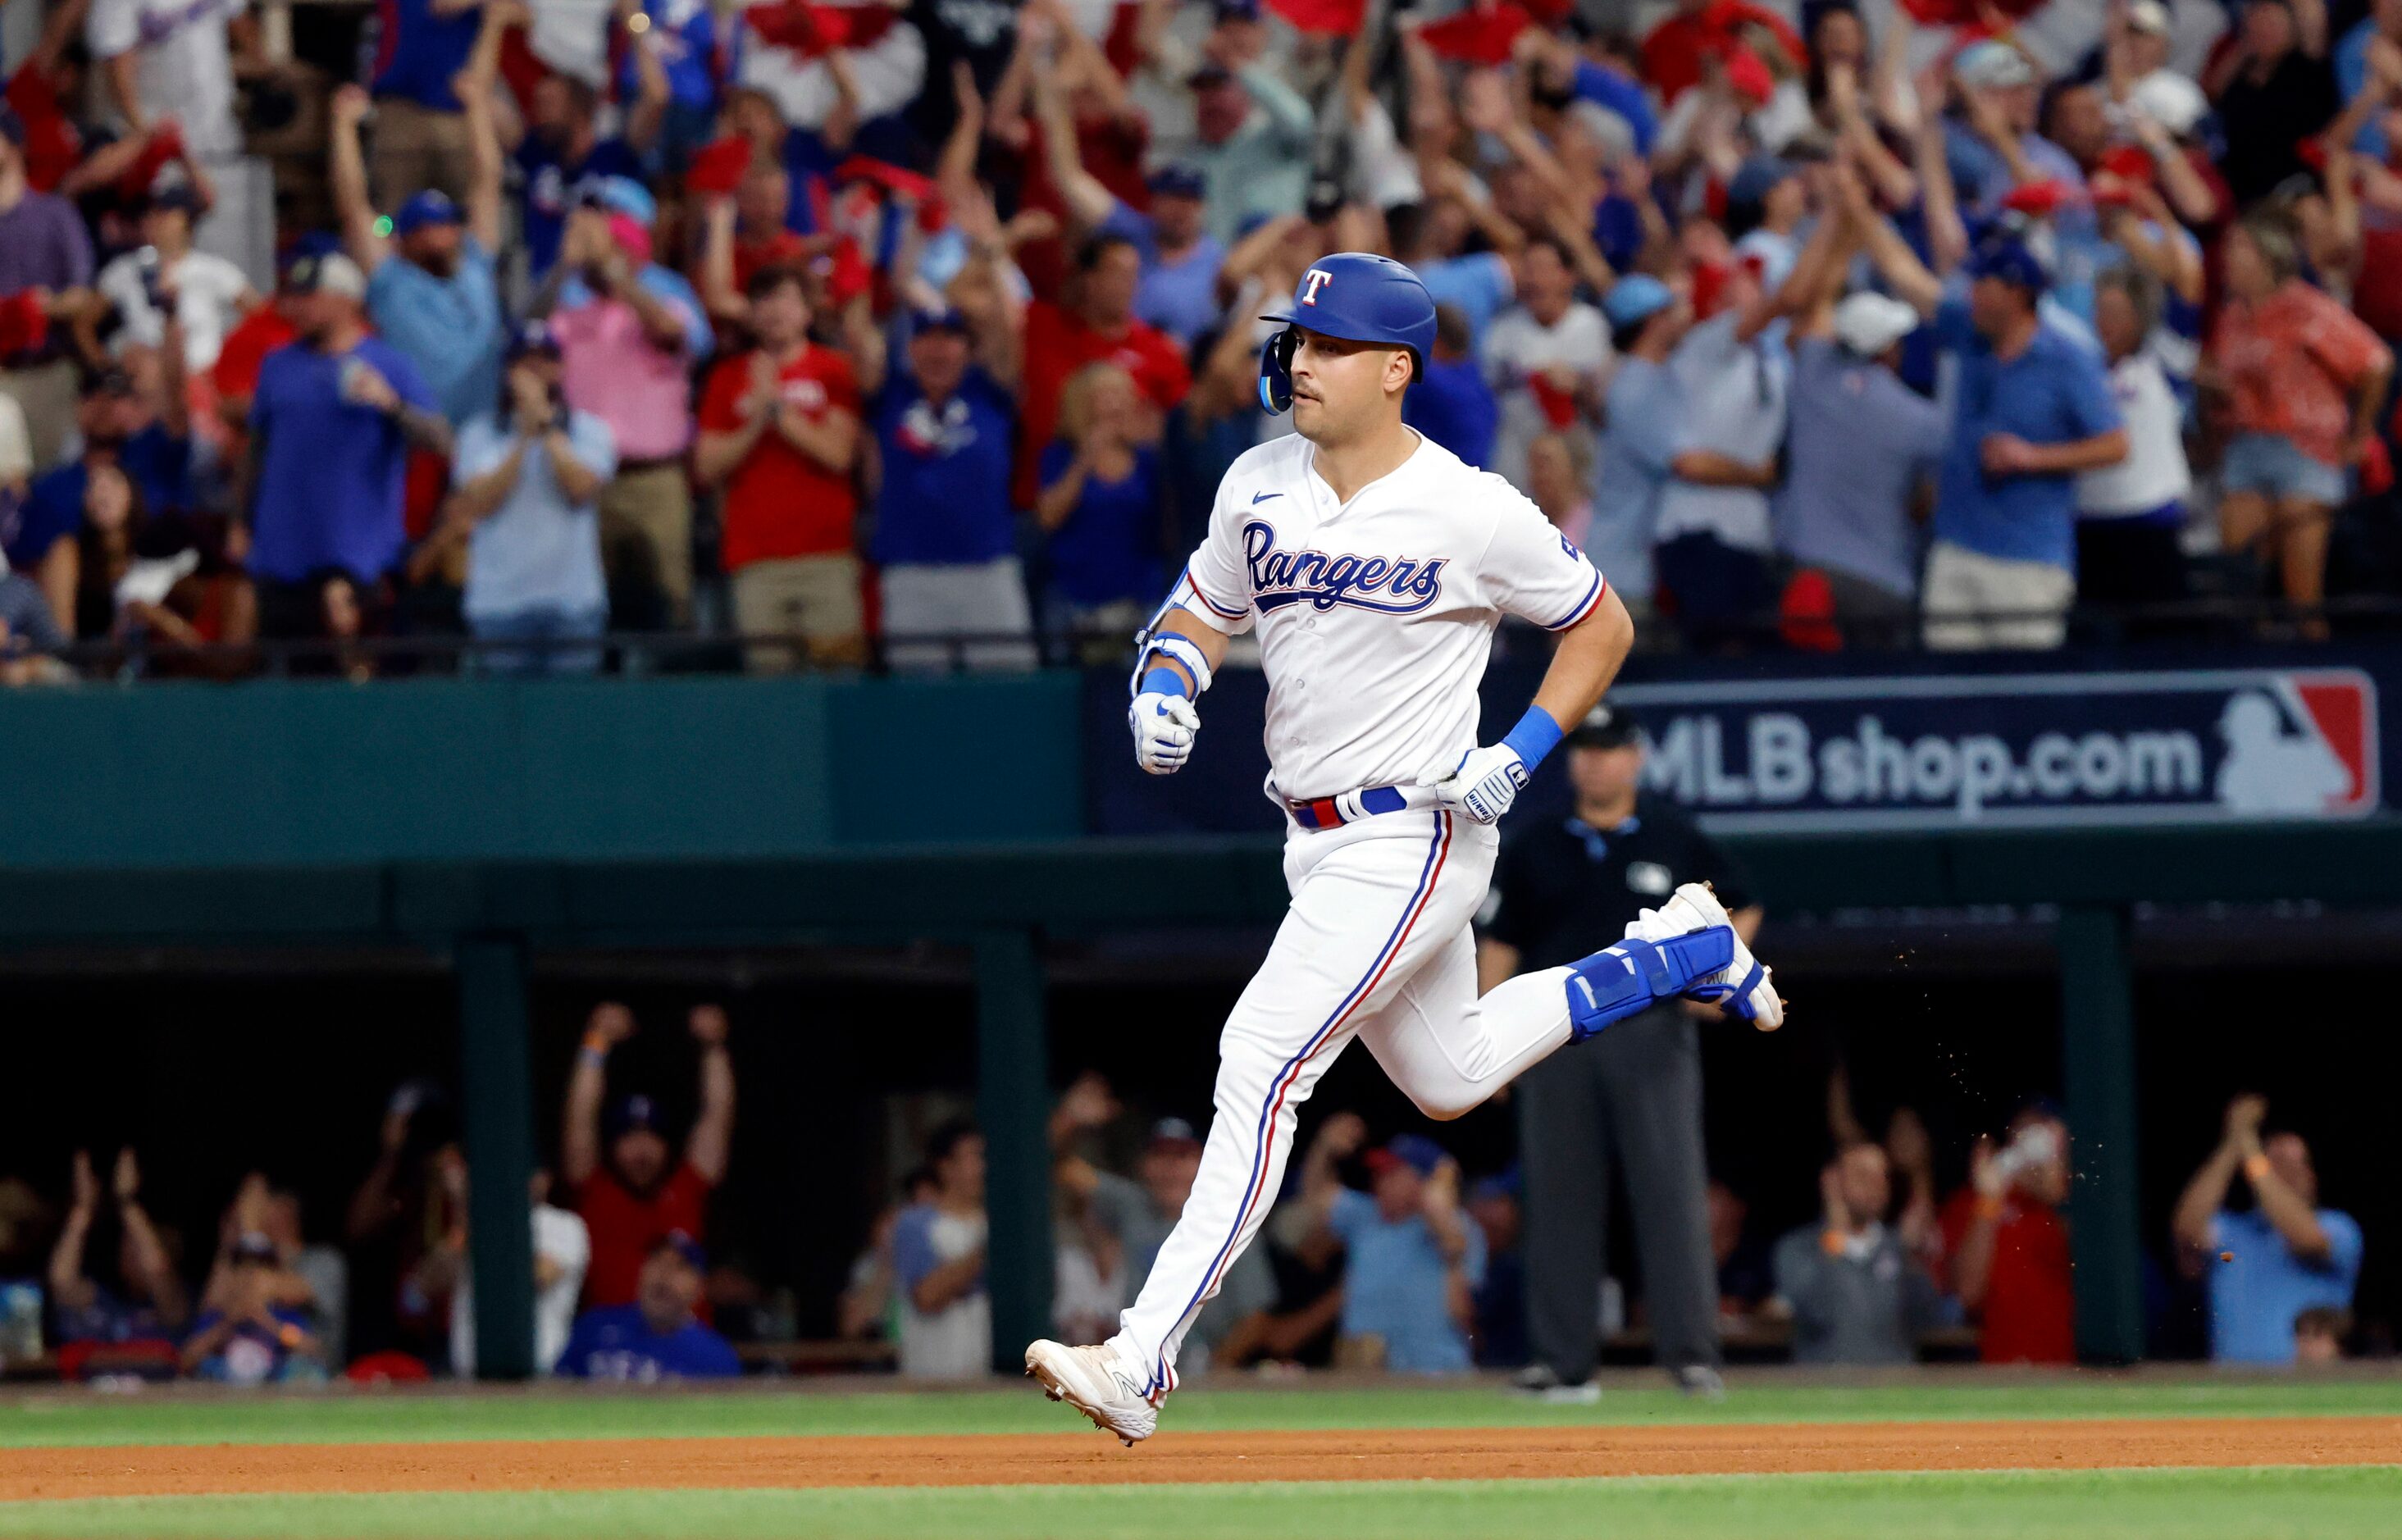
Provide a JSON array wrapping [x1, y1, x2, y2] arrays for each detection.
[[1024, 1340, 1158, 1446], [1625, 882, 1784, 1030]]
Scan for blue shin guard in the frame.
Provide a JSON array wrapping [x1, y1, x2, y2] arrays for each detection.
[[1564, 927, 1738, 1041]]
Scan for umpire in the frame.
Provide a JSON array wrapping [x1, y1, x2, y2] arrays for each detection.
[[1477, 701, 1762, 1400]]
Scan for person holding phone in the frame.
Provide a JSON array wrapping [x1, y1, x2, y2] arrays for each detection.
[[419, 319, 615, 674]]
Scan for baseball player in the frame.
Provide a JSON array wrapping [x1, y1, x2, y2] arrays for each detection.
[[1024, 254, 1782, 1443]]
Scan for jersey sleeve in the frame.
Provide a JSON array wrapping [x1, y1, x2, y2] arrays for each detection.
[[1477, 472, 1607, 631], [1171, 472, 1257, 636]]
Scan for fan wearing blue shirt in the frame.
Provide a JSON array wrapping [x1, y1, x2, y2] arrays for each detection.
[[1585, 275, 1697, 608], [2173, 1096, 2363, 1366], [1035, 362, 1163, 660], [1862, 218, 2126, 650], [333, 49, 508, 428], [557, 1233, 741, 1382], [619, 0, 722, 162], [1301, 1127, 1484, 1375], [12, 367, 193, 591], [513, 68, 665, 280], [244, 252, 450, 636], [1402, 305, 1499, 469], [870, 308, 1035, 670]]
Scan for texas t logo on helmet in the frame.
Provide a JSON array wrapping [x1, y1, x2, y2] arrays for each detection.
[[1256, 251, 1440, 414]]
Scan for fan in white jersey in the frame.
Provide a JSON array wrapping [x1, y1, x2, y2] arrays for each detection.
[[1024, 253, 1784, 1444]]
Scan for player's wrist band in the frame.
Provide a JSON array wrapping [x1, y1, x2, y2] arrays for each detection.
[[1499, 705, 1566, 771], [1133, 632, 1213, 700], [1141, 666, 1192, 700]]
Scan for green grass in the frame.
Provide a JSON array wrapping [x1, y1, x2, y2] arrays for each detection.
[[0, 1374, 2395, 1448], [2, 1469, 2398, 1540]]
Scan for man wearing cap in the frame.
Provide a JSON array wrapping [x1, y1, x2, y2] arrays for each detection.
[[1183, 50, 1315, 244], [1777, 287, 1948, 643], [330, 9, 508, 429], [561, 1001, 736, 1311], [428, 318, 618, 673], [555, 1232, 740, 1380], [864, 303, 1037, 671], [1294, 1119, 1484, 1375], [540, 173, 715, 628], [95, 184, 258, 374], [1041, 139, 1228, 349], [244, 248, 449, 642], [1479, 701, 1762, 1400], [1945, 41, 2087, 217], [0, 104, 98, 474], [1856, 208, 2128, 649]]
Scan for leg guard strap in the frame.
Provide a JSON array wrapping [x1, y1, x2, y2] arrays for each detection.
[[1563, 927, 1737, 1042]]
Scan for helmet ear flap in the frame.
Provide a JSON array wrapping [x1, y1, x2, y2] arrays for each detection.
[[1258, 326, 1297, 414]]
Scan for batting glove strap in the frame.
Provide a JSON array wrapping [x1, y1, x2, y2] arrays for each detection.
[[1438, 743, 1531, 824]]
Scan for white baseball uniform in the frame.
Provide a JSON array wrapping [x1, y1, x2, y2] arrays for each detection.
[[1107, 428, 1611, 1401]]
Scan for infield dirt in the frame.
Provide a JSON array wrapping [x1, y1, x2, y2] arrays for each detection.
[[4, 1416, 2395, 1501]]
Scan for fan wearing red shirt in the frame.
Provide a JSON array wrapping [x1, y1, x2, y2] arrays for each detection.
[[562, 1001, 736, 1312], [1939, 1108, 2076, 1365], [1014, 233, 1192, 508], [695, 264, 864, 671]]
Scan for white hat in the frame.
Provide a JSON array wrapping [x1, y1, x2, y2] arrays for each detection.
[[1954, 40, 2037, 90], [1834, 291, 1921, 358], [2127, 0, 2172, 36], [290, 250, 368, 302], [2130, 70, 2207, 137]]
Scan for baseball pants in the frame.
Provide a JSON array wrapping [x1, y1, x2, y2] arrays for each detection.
[[1518, 1005, 1720, 1384], [1109, 809, 1583, 1401]]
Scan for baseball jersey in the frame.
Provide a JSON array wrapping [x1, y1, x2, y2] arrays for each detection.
[[1174, 431, 1607, 803]]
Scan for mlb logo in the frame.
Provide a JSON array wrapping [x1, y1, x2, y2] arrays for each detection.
[[2215, 672, 2378, 817]]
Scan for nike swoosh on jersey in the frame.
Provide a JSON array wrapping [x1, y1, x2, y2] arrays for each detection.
[[1251, 490, 1283, 503]]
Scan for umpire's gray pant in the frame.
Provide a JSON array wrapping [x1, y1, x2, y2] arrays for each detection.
[[1518, 1002, 1720, 1383]]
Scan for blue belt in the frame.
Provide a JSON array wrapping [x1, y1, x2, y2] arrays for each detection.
[[1285, 786, 1411, 831]]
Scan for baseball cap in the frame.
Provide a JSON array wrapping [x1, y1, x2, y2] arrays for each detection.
[[80, 364, 136, 398], [144, 182, 205, 217], [1365, 1132, 1447, 1178], [1725, 155, 1796, 210], [651, 1229, 708, 1271], [1602, 273, 1675, 330], [1566, 699, 1640, 750], [1953, 39, 2037, 89], [579, 174, 658, 228], [1147, 162, 1207, 200], [604, 1092, 663, 1141], [1214, 0, 1261, 21], [912, 304, 970, 335], [1147, 1117, 1202, 1151], [506, 317, 561, 358], [287, 250, 368, 300], [392, 189, 463, 236], [1188, 62, 1235, 90], [1967, 230, 2052, 293], [2126, 0, 2172, 34], [1833, 291, 1921, 358]]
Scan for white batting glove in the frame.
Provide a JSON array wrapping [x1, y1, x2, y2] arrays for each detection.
[[1435, 744, 1529, 825], [1130, 692, 1201, 776]]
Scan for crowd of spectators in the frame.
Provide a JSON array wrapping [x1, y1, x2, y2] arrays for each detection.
[[7, 0, 2402, 680], [0, 1030, 2367, 1385]]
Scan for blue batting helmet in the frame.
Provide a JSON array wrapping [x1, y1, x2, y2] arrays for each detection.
[[1257, 252, 1438, 414]]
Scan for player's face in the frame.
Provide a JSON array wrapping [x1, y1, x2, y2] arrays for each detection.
[[1286, 329, 1410, 444]]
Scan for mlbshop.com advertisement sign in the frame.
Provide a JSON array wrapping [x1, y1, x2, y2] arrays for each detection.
[[1605, 671, 2380, 832]]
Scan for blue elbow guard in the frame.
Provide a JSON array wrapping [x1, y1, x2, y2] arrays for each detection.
[[1565, 928, 1736, 1041]]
